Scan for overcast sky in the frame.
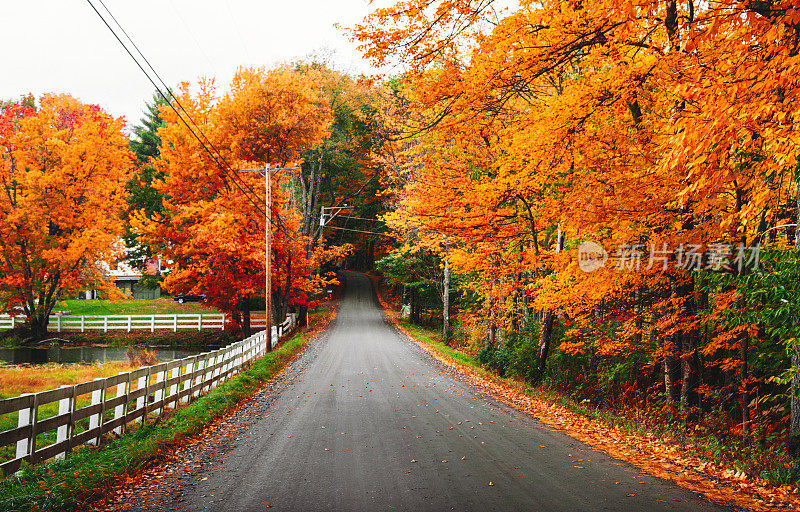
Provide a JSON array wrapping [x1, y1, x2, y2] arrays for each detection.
[[0, 0, 391, 133]]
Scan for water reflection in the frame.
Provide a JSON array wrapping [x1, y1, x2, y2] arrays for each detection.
[[0, 346, 212, 365]]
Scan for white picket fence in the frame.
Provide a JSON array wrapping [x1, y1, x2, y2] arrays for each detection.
[[0, 313, 269, 333], [0, 313, 296, 476]]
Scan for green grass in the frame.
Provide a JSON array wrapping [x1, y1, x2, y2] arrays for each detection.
[[0, 397, 97, 469], [0, 331, 308, 511], [401, 321, 483, 370], [58, 299, 219, 316]]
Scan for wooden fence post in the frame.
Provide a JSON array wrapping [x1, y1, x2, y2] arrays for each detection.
[[193, 358, 204, 398], [169, 366, 179, 408], [113, 378, 127, 435], [127, 315, 132, 332], [135, 375, 147, 424], [153, 368, 165, 415], [15, 393, 35, 462], [173, 314, 178, 332], [182, 361, 193, 404], [88, 384, 103, 446], [212, 352, 221, 387], [222, 348, 230, 382], [55, 385, 74, 460], [143, 367, 151, 420]]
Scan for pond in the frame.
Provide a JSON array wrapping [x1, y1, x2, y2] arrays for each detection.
[[0, 346, 215, 365]]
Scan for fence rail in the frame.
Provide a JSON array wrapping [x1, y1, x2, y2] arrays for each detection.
[[0, 313, 296, 476], [0, 313, 272, 333]]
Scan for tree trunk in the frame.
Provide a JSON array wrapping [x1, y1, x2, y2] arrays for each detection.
[[242, 309, 252, 338], [679, 278, 697, 408], [680, 333, 693, 407], [236, 296, 252, 337], [535, 228, 563, 380], [281, 255, 292, 324], [664, 354, 676, 403], [27, 313, 49, 343], [660, 328, 677, 403], [741, 329, 751, 439], [298, 304, 308, 327], [410, 290, 420, 323], [537, 311, 554, 380]]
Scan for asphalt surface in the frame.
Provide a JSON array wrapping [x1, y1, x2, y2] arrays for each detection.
[[107, 271, 730, 512]]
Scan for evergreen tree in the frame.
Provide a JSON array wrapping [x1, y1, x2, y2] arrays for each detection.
[[123, 92, 168, 268]]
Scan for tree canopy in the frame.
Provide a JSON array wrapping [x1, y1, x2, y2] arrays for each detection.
[[0, 94, 133, 339], [354, 0, 800, 460]]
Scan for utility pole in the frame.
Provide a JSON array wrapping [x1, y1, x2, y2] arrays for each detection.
[[239, 163, 298, 351], [443, 250, 450, 345], [793, 170, 800, 457], [265, 163, 272, 351]]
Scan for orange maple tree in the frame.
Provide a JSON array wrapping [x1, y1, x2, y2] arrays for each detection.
[[135, 66, 334, 329], [0, 94, 134, 340], [356, 0, 800, 461]]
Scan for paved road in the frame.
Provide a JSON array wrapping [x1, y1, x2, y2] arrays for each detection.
[[109, 272, 729, 512]]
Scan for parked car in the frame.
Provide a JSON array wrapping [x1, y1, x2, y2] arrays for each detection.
[[173, 293, 206, 304]]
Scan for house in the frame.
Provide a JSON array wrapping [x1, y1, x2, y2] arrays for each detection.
[[82, 257, 166, 300]]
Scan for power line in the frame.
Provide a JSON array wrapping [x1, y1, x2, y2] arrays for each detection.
[[330, 215, 386, 223], [324, 225, 392, 237], [87, 0, 267, 217], [223, 0, 254, 63], [93, 0, 264, 211]]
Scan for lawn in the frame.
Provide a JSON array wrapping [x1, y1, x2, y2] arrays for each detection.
[[58, 299, 220, 316]]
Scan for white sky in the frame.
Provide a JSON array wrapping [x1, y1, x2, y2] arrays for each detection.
[[0, 0, 392, 133]]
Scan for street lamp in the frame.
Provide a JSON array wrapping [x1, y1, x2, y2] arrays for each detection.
[[238, 163, 299, 351]]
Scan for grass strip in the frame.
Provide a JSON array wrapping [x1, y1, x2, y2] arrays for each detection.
[[59, 299, 217, 316], [0, 332, 307, 512], [400, 322, 483, 370]]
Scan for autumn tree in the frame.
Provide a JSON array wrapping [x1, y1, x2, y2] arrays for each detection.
[[291, 63, 396, 272], [356, 0, 800, 459], [0, 94, 133, 340], [124, 92, 168, 269], [136, 66, 333, 331]]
